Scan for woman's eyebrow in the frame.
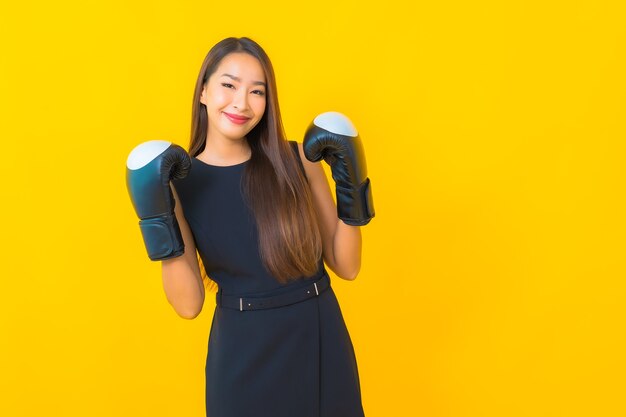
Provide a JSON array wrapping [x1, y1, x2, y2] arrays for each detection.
[[221, 73, 266, 87]]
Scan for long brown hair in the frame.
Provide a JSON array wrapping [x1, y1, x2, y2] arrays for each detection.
[[188, 37, 322, 285]]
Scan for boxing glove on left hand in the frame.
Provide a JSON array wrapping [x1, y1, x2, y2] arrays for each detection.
[[303, 112, 375, 226], [126, 140, 191, 261]]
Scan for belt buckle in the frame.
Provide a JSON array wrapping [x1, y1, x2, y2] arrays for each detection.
[[240, 297, 253, 311], [306, 282, 320, 296]]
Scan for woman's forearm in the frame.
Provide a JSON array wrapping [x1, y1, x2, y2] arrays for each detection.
[[331, 219, 363, 280], [161, 255, 205, 319]]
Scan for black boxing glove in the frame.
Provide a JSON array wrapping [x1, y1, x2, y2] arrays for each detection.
[[126, 140, 192, 260], [303, 112, 375, 226]]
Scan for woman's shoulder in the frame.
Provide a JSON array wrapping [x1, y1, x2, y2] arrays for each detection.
[[287, 139, 299, 156], [287, 140, 306, 177]]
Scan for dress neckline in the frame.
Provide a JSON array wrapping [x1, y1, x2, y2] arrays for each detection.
[[193, 156, 250, 168]]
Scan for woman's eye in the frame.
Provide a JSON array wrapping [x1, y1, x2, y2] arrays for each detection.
[[221, 83, 234, 89], [253, 90, 266, 96]]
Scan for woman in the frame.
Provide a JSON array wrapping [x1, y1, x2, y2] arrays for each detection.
[[127, 36, 374, 417]]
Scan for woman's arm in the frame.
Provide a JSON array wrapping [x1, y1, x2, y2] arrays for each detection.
[[297, 142, 362, 280], [161, 185, 206, 318]]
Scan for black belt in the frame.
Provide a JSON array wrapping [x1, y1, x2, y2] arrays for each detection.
[[216, 272, 330, 311]]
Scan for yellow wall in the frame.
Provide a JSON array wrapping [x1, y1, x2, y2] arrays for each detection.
[[1, 1, 625, 416]]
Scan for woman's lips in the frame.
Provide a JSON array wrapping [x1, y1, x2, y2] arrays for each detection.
[[223, 112, 250, 125]]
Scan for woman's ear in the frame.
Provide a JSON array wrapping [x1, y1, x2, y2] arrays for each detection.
[[199, 84, 207, 105]]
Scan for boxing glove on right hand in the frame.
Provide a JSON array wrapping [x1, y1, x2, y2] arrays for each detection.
[[126, 140, 191, 261]]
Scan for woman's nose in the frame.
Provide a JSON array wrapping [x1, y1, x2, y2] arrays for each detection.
[[232, 89, 249, 110]]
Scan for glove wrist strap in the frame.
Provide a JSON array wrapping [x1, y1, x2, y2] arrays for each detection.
[[336, 178, 375, 226], [138, 213, 185, 260]]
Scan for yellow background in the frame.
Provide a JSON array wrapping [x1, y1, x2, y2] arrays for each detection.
[[1, 0, 625, 416]]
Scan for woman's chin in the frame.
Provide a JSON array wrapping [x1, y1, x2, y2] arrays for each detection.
[[223, 131, 252, 141], [217, 125, 250, 140]]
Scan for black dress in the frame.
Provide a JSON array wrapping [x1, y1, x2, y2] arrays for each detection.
[[172, 141, 365, 417]]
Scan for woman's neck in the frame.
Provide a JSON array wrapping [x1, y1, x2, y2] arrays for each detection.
[[200, 136, 251, 165]]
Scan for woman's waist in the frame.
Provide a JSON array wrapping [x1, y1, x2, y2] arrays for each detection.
[[214, 262, 327, 298], [215, 269, 330, 311]]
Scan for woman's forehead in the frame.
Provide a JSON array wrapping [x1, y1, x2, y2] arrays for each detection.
[[215, 53, 266, 83]]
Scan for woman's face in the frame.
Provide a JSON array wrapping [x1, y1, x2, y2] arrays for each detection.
[[200, 52, 267, 142]]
